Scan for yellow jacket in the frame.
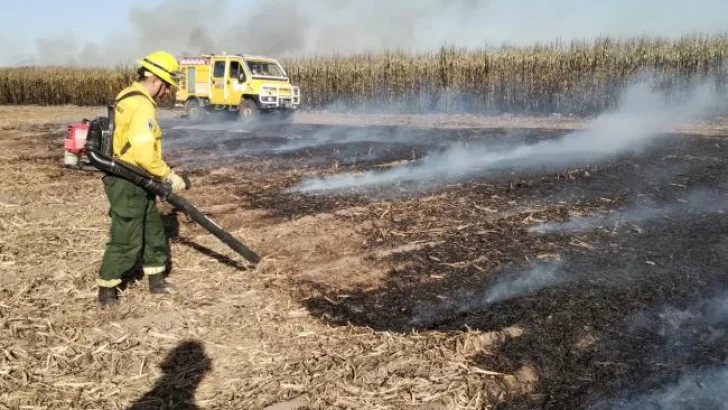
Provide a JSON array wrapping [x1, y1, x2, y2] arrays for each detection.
[[111, 82, 171, 178]]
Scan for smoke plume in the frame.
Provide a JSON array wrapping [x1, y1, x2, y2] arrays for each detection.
[[591, 293, 728, 409], [529, 189, 728, 235], [5, 0, 728, 66], [625, 286, 728, 350], [290, 75, 727, 193], [587, 366, 728, 410], [654, 294, 728, 343], [409, 260, 564, 326], [162, 119, 440, 167]]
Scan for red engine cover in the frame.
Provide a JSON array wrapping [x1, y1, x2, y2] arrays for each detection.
[[64, 123, 90, 152]]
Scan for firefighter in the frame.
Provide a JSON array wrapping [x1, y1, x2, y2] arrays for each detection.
[[97, 50, 188, 308]]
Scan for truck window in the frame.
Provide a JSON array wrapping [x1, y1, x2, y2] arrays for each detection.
[[213, 61, 226, 78], [230, 61, 245, 81], [246, 61, 285, 77]]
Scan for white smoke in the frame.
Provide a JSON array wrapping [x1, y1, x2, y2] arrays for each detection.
[[162, 120, 438, 168], [626, 291, 728, 349], [5, 0, 728, 66], [587, 366, 728, 410], [270, 126, 418, 153], [163, 127, 249, 152], [656, 297, 728, 341], [290, 75, 727, 194], [409, 260, 564, 326], [529, 189, 728, 234], [592, 293, 728, 409]]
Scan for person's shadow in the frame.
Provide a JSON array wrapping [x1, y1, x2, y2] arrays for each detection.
[[126, 340, 212, 410]]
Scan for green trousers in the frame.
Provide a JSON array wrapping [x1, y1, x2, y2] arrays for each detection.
[[98, 176, 169, 288]]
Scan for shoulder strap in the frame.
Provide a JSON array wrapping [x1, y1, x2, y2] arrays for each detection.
[[115, 90, 150, 105], [112, 90, 154, 157]]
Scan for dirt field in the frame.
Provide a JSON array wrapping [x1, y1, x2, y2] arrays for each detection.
[[3, 104, 728, 409]]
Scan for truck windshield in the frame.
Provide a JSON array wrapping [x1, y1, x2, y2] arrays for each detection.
[[245, 61, 286, 78]]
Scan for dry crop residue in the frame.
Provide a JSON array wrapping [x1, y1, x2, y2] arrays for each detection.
[[4, 106, 728, 409]]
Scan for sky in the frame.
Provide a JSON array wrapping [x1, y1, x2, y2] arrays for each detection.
[[2, 0, 728, 67]]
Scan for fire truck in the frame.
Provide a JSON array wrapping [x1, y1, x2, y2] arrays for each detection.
[[175, 53, 300, 121]]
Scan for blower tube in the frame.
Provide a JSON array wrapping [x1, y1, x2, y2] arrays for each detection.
[[84, 117, 261, 265]]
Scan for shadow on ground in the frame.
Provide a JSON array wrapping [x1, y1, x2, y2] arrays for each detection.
[[126, 340, 212, 410]]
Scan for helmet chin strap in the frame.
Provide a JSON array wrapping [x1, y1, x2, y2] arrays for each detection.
[[152, 79, 166, 99]]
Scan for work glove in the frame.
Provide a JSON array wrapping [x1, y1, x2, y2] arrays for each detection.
[[166, 170, 188, 193]]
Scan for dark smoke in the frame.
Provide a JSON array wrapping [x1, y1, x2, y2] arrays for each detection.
[[5, 0, 728, 66], [7, 0, 226, 67]]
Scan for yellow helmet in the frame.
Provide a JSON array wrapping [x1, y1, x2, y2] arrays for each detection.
[[137, 51, 180, 87]]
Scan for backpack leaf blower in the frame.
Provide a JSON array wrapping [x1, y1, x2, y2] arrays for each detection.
[[82, 105, 261, 266]]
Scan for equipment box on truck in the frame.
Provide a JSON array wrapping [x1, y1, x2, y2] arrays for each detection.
[[175, 53, 300, 121]]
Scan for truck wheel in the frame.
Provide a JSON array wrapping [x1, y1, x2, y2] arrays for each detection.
[[185, 99, 204, 122], [239, 99, 260, 122]]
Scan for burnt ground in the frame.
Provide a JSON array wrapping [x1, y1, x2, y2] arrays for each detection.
[[4, 108, 728, 409], [165, 120, 728, 408]]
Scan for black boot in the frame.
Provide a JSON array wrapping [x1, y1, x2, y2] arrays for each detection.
[[148, 274, 176, 294], [98, 287, 119, 308]]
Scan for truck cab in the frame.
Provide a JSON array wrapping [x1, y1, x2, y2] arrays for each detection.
[[175, 53, 300, 121]]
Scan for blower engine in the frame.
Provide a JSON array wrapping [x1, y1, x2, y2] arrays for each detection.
[[68, 104, 261, 266], [63, 105, 115, 169], [63, 121, 90, 167]]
